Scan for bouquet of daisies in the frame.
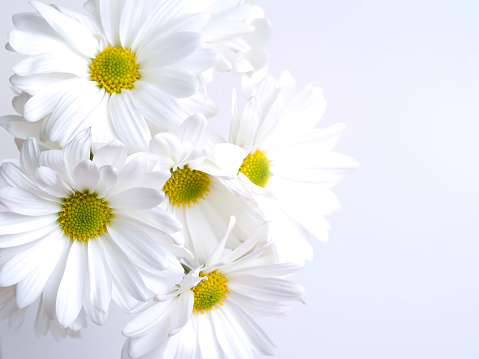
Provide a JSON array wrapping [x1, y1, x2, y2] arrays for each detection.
[[0, 0, 357, 357]]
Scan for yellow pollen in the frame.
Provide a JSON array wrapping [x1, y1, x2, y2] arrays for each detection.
[[163, 166, 211, 208], [191, 270, 229, 314], [238, 149, 270, 187], [89, 46, 140, 94], [58, 191, 112, 242]]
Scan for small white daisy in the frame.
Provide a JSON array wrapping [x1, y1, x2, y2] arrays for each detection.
[[182, 0, 271, 78], [144, 113, 265, 261], [122, 217, 304, 359], [229, 72, 359, 262], [0, 130, 183, 328], [8, 0, 219, 151]]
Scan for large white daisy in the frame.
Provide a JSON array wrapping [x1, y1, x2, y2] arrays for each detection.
[[122, 217, 304, 359], [0, 130, 184, 328], [8, 0, 219, 152], [229, 72, 359, 262], [144, 114, 265, 261]]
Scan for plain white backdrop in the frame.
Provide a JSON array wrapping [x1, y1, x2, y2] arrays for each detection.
[[0, 0, 478, 358]]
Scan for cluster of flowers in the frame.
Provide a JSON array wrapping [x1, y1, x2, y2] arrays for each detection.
[[0, 0, 357, 357]]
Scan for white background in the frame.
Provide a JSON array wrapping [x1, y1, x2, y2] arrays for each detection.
[[1, 0, 478, 358]]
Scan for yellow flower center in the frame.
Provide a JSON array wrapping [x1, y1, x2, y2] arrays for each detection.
[[58, 191, 112, 242], [89, 46, 140, 94], [238, 149, 270, 187], [191, 270, 229, 314], [163, 166, 211, 208]]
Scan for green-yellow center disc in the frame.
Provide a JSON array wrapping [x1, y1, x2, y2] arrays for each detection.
[[58, 191, 112, 242], [163, 166, 211, 208], [89, 46, 140, 94], [238, 149, 270, 187], [191, 270, 229, 314]]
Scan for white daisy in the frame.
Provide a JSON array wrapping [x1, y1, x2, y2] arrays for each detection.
[[229, 72, 359, 262], [0, 286, 84, 341], [144, 113, 265, 261], [182, 0, 271, 78], [122, 217, 304, 359], [0, 130, 183, 328], [8, 0, 219, 152]]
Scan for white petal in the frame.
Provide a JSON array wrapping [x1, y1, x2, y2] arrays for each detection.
[[227, 275, 304, 302], [0, 162, 45, 196], [140, 69, 198, 98], [206, 216, 236, 267], [169, 290, 194, 335], [0, 212, 58, 235], [224, 301, 277, 356], [87, 238, 112, 314], [43, 241, 70, 320], [211, 307, 252, 358], [228, 293, 290, 317], [108, 187, 164, 210], [213, 143, 246, 177], [13, 52, 89, 78], [177, 48, 218, 75], [22, 79, 78, 123], [98, 0, 125, 46], [99, 235, 150, 302], [0, 224, 55, 248], [176, 114, 207, 149], [15, 230, 68, 308], [0, 187, 60, 216], [92, 140, 127, 169], [122, 300, 171, 338], [197, 312, 223, 358], [35, 166, 71, 198], [45, 81, 104, 146], [138, 32, 201, 69], [95, 165, 118, 198], [73, 160, 100, 192], [132, 81, 186, 131], [0, 228, 62, 287], [109, 91, 150, 152], [30, 1, 99, 58], [56, 239, 87, 327], [108, 218, 168, 272], [119, 0, 154, 49], [10, 73, 75, 95], [62, 129, 92, 173], [111, 156, 147, 194], [38, 151, 72, 186], [8, 28, 66, 57], [19, 137, 40, 177]]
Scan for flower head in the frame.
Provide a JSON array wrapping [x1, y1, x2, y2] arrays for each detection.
[[145, 114, 265, 261], [229, 72, 359, 262], [122, 217, 304, 358], [0, 130, 184, 327], [8, 0, 219, 151]]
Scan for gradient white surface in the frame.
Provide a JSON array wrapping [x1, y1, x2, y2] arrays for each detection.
[[1, 0, 478, 358]]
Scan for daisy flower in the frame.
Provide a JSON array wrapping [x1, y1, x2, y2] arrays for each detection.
[[0, 130, 183, 328], [0, 286, 84, 340], [8, 0, 219, 152], [144, 113, 265, 261], [229, 72, 359, 262], [122, 217, 304, 359], [182, 0, 271, 78]]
